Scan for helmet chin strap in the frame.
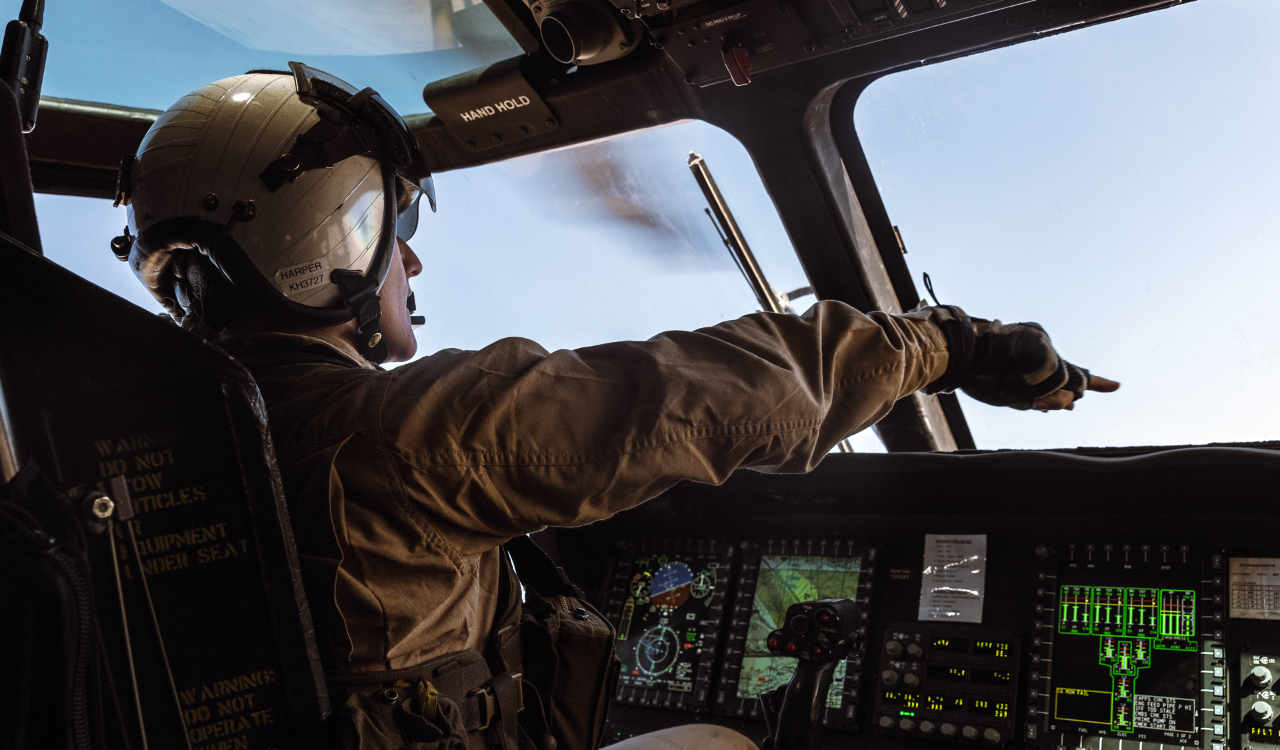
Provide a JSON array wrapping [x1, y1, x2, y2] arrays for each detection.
[[331, 270, 389, 364]]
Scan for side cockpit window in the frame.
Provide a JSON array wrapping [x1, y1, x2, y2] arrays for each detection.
[[854, 1, 1280, 450]]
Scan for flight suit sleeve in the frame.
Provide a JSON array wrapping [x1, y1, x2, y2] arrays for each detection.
[[376, 300, 949, 552]]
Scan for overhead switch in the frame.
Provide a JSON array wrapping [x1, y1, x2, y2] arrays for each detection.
[[722, 43, 752, 86]]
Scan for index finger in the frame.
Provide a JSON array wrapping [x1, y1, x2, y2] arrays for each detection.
[[1087, 375, 1120, 393]]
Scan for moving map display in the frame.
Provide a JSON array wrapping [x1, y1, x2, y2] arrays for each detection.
[[1048, 561, 1203, 746], [718, 542, 872, 728], [609, 539, 735, 711]]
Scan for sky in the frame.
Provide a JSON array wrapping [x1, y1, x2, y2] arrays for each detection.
[[31, 0, 1280, 453], [855, 0, 1280, 449]]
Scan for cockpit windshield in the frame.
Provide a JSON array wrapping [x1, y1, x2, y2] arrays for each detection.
[[855, 0, 1280, 450], [39, 0, 522, 115]]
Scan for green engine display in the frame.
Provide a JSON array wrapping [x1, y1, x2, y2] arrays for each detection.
[[1047, 560, 1204, 746]]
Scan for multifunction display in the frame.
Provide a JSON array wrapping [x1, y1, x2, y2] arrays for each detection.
[[717, 540, 873, 729], [608, 539, 735, 711], [1030, 545, 1225, 750], [1054, 588, 1198, 739]]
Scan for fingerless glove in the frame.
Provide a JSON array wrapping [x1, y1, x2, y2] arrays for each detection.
[[923, 305, 1089, 410]]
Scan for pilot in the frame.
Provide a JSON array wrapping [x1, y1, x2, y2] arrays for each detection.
[[112, 66, 1116, 750]]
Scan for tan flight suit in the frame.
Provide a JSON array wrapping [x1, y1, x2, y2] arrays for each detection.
[[230, 300, 950, 749]]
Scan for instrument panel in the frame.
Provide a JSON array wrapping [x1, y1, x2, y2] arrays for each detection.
[[578, 447, 1280, 750]]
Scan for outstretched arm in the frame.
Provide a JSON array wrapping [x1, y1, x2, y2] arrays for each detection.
[[373, 301, 1114, 552]]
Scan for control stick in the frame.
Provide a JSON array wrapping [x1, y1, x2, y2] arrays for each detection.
[[760, 598, 862, 750]]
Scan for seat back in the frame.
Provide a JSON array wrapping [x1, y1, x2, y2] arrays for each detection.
[[0, 204, 329, 746]]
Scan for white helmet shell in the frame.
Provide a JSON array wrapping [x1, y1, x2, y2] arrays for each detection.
[[126, 71, 390, 310]]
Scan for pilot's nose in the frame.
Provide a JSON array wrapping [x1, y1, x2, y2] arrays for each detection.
[[399, 238, 423, 279]]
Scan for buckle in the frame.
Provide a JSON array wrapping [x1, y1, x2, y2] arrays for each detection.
[[511, 672, 524, 712], [467, 685, 497, 730]]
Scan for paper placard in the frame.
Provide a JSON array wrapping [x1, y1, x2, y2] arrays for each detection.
[[1230, 557, 1280, 620], [918, 534, 987, 623]]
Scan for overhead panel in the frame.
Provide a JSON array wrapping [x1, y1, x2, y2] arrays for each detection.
[[608, 0, 1112, 87]]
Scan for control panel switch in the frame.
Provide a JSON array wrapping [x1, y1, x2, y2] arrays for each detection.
[[1252, 701, 1274, 722], [962, 725, 979, 740], [1252, 666, 1274, 688], [940, 723, 957, 738]]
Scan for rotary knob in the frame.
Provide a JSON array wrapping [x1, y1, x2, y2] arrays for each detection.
[[903, 673, 920, 687], [962, 725, 979, 740], [984, 727, 1002, 744], [899, 718, 916, 732], [940, 723, 958, 738], [920, 721, 937, 735], [881, 670, 900, 686], [879, 716, 896, 730], [1252, 701, 1275, 722], [1253, 666, 1275, 688], [907, 643, 924, 657], [885, 640, 903, 656]]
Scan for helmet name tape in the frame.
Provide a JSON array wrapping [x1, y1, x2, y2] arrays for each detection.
[[275, 258, 332, 298]]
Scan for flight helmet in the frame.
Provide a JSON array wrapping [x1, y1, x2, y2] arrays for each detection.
[[111, 62, 436, 363]]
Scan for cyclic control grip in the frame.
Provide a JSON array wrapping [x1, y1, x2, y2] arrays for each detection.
[[762, 598, 862, 750]]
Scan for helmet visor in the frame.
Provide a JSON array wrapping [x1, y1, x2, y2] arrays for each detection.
[[395, 175, 436, 242], [288, 60, 436, 212]]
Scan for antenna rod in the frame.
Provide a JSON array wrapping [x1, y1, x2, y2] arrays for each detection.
[[689, 152, 787, 314], [689, 152, 856, 453]]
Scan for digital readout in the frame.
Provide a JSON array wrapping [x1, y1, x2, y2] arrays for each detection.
[[973, 641, 1011, 658], [929, 637, 970, 653], [970, 668, 1013, 686], [1251, 727, 1277, 740], [927, 665, 968, 682], [970, 699, 1010, 718], [926, 695, 965, 712], [884, 693, 967, 712]]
